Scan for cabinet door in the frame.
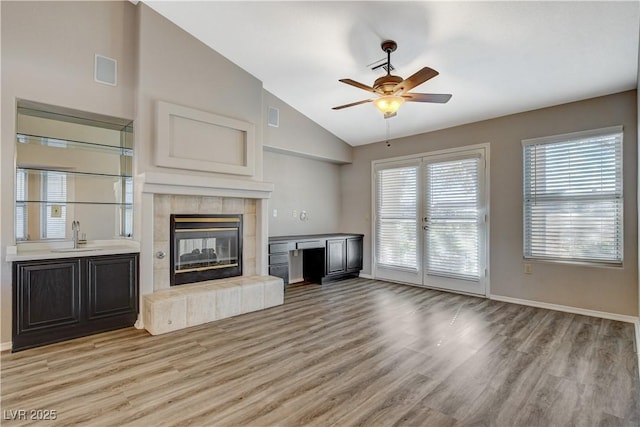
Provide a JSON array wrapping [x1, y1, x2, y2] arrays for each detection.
[[86, 254, 138, 320], [326, 239, 346, 274], [14, 259, 81, 335], [346, 237, 363, 271]]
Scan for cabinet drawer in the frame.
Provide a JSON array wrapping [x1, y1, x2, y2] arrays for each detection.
[[269, 254, 289, 265], [296, 240, 323, 250], [269, 243, 290, 254]]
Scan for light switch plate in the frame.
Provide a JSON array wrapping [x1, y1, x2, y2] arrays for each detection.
[[51, 205, 62, 218]]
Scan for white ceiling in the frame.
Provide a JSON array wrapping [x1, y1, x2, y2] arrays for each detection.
[[144, 1, 640, 147]]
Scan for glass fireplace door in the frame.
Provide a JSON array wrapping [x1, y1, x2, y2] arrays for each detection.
[[170, 214, 243, 286]]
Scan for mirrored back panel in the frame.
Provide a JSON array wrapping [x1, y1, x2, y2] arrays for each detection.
[[15, 100, 133, 242]]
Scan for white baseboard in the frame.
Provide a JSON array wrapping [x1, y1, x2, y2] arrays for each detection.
[[288, 276, 304, 285], [359, 273, 374, 279], [1, 341, 12, 352], [490, 294, 638, 324]]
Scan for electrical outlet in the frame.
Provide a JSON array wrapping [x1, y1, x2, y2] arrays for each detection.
[[292, 209, 297, 219], [273, 209, 278, 218], [524, 263, 533, 274]]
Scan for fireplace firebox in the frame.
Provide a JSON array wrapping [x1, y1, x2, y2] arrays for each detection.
[[170, 214, 243, 286]]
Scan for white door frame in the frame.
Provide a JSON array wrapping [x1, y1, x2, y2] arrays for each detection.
[[371, 143, 491, 297]]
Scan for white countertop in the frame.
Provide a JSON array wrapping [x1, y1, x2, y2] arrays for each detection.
[[6, 240, 140, 262]]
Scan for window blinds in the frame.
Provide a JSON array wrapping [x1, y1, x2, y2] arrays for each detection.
[[42, 171, 67, 239], [123, 177, 133, 237], [425, 157, 481, 280], [16, 169, 27, 240], [523, 128, 623, 263], [375, 164, 418, 270]]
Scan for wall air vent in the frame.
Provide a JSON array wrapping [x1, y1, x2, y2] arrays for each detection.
[[94, 54, 117, 86], [268, 107, 279, 128]]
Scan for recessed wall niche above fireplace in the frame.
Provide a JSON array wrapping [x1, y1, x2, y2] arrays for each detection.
[[170, 214, 243, 286]]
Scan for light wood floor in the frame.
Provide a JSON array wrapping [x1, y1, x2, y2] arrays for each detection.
[[1, 278, 639, 426]]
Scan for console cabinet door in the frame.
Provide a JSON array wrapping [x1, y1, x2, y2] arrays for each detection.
[[13, 254, 139, 352], [346, 237, 363, 272], [86, 254, 138, 320], [13, 259, 82, 347], [326, 239, 346, 274]]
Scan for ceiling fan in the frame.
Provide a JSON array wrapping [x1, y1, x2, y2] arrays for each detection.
[[332, 40, 452, 119]]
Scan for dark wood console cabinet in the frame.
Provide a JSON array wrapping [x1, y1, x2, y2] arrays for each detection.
[[268, 234, 363, 286], [12, 253, 139, 351]]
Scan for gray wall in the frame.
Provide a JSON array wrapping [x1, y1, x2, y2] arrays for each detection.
[[137, 6, 350, 284], [135, 3, 264, 180], [263, 150, 343, 282], [341, 91, 638, 316], [262, 90, 349, 237], [262, 90, 349, 282], [264, 150, 342, 237], [263, 90, 352, 164], [1, 0, 137, 345]]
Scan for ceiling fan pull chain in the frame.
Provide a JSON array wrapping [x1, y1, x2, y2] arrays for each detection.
[[386, 120, 391, 147]]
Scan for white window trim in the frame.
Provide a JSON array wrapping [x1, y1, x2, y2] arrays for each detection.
[[522, 125, 624, 266]]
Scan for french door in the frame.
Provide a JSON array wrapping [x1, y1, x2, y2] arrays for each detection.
[[374, 146, 488, 295]]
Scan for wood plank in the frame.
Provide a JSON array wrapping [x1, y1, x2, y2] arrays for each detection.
[[1, 278, 638, 426]]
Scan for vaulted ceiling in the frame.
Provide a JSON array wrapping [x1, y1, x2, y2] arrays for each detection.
[[145, 1, 640, 146]]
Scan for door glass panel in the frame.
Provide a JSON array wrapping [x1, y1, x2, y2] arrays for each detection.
[[375, 165, 419, 270], [425, 157, 481, 281]]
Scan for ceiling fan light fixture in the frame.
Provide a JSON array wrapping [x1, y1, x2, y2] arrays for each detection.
[[373, 95, 405, 116]]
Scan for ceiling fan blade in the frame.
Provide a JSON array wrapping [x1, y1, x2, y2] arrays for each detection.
[[332, 99, 373, 110], [393, 67, 439, 95], [403, 93, 452, 103], [339, 78, 377, 93]]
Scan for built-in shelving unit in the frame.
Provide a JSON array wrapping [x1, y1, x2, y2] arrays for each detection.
[[15, 101, 134, 241]]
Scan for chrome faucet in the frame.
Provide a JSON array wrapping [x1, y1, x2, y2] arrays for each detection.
[[72, 220, 80, 249]]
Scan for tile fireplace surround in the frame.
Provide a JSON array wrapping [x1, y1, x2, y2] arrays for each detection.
[[137, 172, 273, 329], [154, 195, 256, 289]]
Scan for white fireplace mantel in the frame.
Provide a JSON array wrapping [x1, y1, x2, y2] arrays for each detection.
[[138, 171, 274, 199]]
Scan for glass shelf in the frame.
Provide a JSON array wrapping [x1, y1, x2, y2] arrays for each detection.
[[18, 167, 132, 179], [17, 201, 132, 206], [17, 133, 133, 156]]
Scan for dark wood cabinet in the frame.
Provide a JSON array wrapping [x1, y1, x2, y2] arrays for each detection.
[[326, 239, 346, 274], [268, 242, 290, 287], [268, 234, 363, 286], [86, 255, 138, 321], [346, 237, 364, 272], [324, 236, 363, 282], [14, 259, 82, 337], [12, 253, 139, 351]]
